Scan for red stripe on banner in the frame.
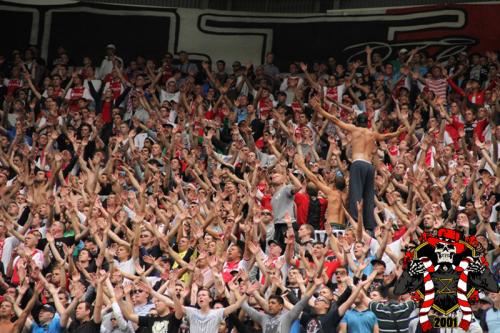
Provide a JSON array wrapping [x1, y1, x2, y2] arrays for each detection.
[[422, 300, 434, 307], [459, 321, 471, 331], [458, 300, 470, 307], [386, 4, 500, 56], [420, 321, 433, 332]]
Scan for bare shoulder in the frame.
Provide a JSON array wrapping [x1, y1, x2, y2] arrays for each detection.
[[365, 128, 377, 136], [329, 189, 341, 197], [352, 127, 372, 138]]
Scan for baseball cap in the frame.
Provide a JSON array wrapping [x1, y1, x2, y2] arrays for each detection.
[[261, 208, 273, 216], [479, 296, 493, 305], [479, 292, 493, 304], [479, 168, 493, 176], [106, 44, 116, 49], [268, 239, 281, 247], [40, 304, 56, 313]]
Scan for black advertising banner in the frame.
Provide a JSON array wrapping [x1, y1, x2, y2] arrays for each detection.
[[1, 2, 499, 69]]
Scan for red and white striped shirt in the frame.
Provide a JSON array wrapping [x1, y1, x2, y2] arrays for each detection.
[[425, 78, 448, 100]]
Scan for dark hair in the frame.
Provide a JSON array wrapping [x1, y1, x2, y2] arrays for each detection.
[[77, 301, 93, 315], [386, 287, 398, 301], [306, 183, 318, 197], [334, 176, 346, 191], [197, 288, 214, 307], [268, 295, 284, 305], [356, 113, 368, 127]]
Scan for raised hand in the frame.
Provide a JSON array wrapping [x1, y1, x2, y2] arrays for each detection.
[[356, 200, 363, 212], [467, 257, 486, 274], [46, 232, 55, 243], [143, 255, 155, 265], [309, 96, 321, 109], [357, 260, 369, 274], [294, 154, 306, 168], [299, 62, 308, 73], [246, 281, 260, 294], [247, 241, 260, 254], [408, 260, 426, 276]]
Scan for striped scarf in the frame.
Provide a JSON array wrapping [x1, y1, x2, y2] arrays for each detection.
[[418, 256, 475, 332], [418, 257, 435, 332], [455, 256, 473, 331]]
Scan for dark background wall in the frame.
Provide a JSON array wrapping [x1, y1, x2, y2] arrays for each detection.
[[1, 1, 499, 71], [80, 0, 499, 12]]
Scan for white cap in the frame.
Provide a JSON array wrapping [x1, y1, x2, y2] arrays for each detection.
[[106, 44, 116, 49], [399, 48, 408, 54]]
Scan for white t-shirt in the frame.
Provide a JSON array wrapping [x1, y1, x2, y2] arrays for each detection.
[[114, 258, 135, 275], [65, 87, 93, 101], [160, 90, 180, 104], [369, 237, 402, 275], [183, 307, 224, 333], [13, 250, 44, 270]]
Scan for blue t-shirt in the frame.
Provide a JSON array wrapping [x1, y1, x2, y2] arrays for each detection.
[[290, 319, 301, 333], [31, 314, 63, 333], [234, 106, 248, 123], [348, 255, 374, 277], [340, 308, 377, 333]]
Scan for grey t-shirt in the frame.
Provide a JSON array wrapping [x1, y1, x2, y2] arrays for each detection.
[[271, 184, 296, 225], [242, 294, 311, 333]]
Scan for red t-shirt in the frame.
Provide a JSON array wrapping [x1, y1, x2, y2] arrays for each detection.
[[393, 226, 407, 241], [294, 193, 327, 228], [294, 192, 309, 226], [294, 257, 341, 279]]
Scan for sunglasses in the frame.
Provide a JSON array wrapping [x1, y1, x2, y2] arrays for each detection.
[[262, 212, 272, 216]]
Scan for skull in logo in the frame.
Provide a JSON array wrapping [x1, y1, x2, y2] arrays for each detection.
[[435, 242, 456, 264]]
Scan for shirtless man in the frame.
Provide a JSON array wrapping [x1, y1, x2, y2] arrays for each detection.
[[294, 155, 346, 230], [310, 98, 403, 233], [25, 156, 62, 205], [0, 282, 41, 333]]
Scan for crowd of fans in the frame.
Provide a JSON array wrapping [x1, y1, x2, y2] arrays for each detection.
[[0, 40, 498, 333]]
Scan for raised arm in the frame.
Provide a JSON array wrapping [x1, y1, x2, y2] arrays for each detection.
[[166, 281, 185, 320], [117, 293, 139, 324], [92, 271, 107, 323], [15, 282, 43, 332], [310, 98, 357, 132], [24, 72, 42, 100], [299, 62, 321, 92], [223, 293, 248, 317], [338, 272, 376, 316], [374, 125, 404, 141], [365, 46, 376, 75], [294, 154, 331, 195]]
